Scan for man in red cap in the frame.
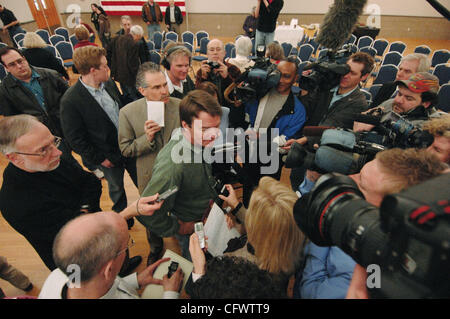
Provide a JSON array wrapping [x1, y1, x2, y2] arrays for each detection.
[[354, 72, 442, 130]]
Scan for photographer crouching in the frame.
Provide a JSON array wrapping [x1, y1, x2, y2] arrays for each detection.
[[293, 148, 449, 299]]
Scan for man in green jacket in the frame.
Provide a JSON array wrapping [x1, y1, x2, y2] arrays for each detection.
[[137, 90, 222, 262]]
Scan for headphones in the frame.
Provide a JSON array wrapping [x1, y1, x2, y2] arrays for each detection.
[[161, 45, 192, 70]]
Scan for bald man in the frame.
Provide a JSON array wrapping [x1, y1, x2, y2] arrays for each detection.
[[39, 209, 184, 299], [195, 38, 241, 109]]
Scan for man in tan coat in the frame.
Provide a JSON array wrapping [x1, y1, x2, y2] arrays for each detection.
[[118, 62, 180, 265]]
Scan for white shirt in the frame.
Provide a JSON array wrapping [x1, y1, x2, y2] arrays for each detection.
[[170, 6, 176, 23], [38, 268, 179, 299], [165, 70, 186, 95]]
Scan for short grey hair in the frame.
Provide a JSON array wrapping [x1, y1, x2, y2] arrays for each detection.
[[166, 46, 191, 65], [130, 25, 144, 37], [135, 62, 163, 90], [120, 15, 132, 24], [235, 36, 252, 57], [402, 53, 431, 73], [0, 115, 40, 154], [23, 32, 47, 49], [53, 221, 121, 283]]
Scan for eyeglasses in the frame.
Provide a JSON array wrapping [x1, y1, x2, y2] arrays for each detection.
[[14, 136, 62, 157], [115, 236, 135, 258], [6, 57, 27, 68]]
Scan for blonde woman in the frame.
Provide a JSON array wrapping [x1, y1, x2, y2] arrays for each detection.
[[21, 32, 68, 80], [220, 176, 305, 291]]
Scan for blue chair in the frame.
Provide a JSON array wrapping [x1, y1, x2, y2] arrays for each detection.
[[381, 51, 402, 67], [359, 46, 377, 57], [298, 43, 314, 62], [50, 34, 65, 46], [54, 27, 70, 42], [181, 31, 194, 47], [297, 33, 308, 47], [368, 84, 382, 101], [0, 63, 7, 81], [310, 48, 329, 62], [230, 47, 236, 59], [388, 41, 407, 55], [69, 34, 78, 48], [149, 50, 161, 64], [195, 30, 209, 51], [414, 45, 432, 56], [146, 40, 155, 52], [192, 37, 209, 62], [55, 41, 74, 67], [373, 64, 398, 85], [18, 39, 24, 48], [165, 31, 178, 43], [308, 37, 320, 54], [356, 35, 374, 50], [281, 42, 293, 58], [431, 49, 450, 68], [345, 34, 357, 45], [436, 83, 450, 112], [36, 29, 50, 44], [162, 39, 174, 51], [432, 63, 450, 86], [153, 31, 163, 51], [372, 39, 389, 57], [89, 34, 95, 43], [56, 56, 64, 66], [44, 45, 59, 58], [360, 88, 372, 104], [183, 42, 193, 54], [13, 33, 25, 46], [225, 42, 235, 59], [0, 42, 7, 48], [290, 47, 298, 56]]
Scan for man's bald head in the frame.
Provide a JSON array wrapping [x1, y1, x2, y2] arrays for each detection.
[[53, 212, 127, 282], [207, 38, 225, 62]]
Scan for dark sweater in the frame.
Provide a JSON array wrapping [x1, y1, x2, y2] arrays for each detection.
[[0, 160, 101, 270], [22, 47, 69, 79], [257, 0, 284, 33]]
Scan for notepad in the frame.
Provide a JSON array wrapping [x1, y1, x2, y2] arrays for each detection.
[[147, 101, 165, 127], [141, 249, 193, 299]]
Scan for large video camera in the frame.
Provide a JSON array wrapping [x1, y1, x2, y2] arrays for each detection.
[[284, 110, 434, 175], [231, 45, 281, 103], [298, 45, 354, 93], [293, 172, 450, 298]]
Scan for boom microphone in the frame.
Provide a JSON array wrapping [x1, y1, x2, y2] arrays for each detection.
[[316, 0, 368, 52]]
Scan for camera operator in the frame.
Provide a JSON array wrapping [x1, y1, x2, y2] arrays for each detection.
[[295, 148, 448, 299], [234, 57, 307, 205], [300, 52, 375, 130], [354, 72, 442, 132], [422, 114, 450, 164], [195, 38, 241, 108]]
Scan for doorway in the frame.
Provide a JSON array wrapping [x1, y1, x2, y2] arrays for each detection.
[[26, 0, 61, 33]]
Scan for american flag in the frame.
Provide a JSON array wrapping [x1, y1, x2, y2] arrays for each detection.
[[100, 1, 186, 16]]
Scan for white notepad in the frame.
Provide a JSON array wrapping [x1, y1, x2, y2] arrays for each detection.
[[147, 101, 165, 127], [141, 249, 193, 299]]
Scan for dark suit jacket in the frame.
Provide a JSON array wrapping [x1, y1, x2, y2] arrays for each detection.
[[301, 87, 368, 130], [371, 81, 397, 108], [108, 34, 140, 86], [60, 78, 125, 166]]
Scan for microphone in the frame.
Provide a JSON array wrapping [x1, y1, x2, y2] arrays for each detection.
[[316, 0, 368, 52], [303, 126, 335, 137], [354, 113, 382, 126], [315, 146, 359, 175]]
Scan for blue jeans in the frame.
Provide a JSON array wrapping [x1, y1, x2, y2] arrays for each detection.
[[175, 233, 191, 261], [255, 29, 275, 49], [98, 157, 137, 212], [147, 23, 161, 42]]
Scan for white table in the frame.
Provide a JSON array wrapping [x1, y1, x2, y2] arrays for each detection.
[[274, 25, 305, 47]]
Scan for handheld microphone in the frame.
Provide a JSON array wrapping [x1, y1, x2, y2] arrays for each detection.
[[316, 0, 368, 52], [354, 114, 382, 126]]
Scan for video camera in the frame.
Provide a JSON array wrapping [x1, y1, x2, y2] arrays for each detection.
[[232, 45, 281, 103], [298, 45, 354, 93], [293, 172, 450, 298], [284, 110, 434, 175]]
